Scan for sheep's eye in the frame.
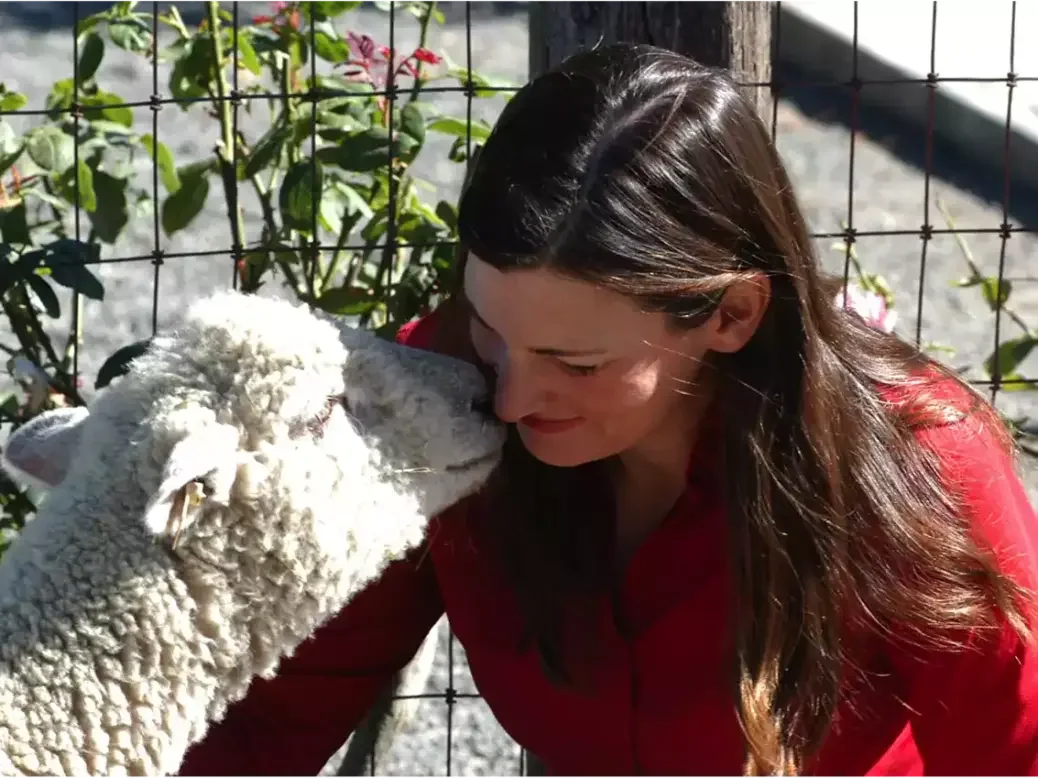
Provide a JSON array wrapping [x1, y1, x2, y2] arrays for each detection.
[[305, 395, 342, 437]]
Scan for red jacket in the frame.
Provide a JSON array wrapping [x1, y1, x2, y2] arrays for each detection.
[[179, 314, 1038, 776]]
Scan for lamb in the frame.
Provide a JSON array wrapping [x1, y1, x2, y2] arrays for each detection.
[[0, 290, 505, 776]]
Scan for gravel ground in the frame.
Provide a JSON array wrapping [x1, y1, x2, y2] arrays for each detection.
[[1, 3, 1036, 776]]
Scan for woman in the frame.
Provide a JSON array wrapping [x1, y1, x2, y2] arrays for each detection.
[[179, 44, 1038, 775]]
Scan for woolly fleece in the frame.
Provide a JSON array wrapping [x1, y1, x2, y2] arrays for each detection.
[[0, 291, 503, 776]]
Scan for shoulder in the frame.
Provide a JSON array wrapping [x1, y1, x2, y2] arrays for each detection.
[[881, 371, 1038, 591], [394, 309, 444, 350]]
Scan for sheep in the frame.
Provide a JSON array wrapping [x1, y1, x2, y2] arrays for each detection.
[[0, 291, 505, 777]]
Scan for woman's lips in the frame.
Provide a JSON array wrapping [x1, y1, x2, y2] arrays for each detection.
[[519, 415, 586, 434]]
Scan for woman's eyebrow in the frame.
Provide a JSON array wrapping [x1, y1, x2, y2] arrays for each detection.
[[463, 298, 609, 357]]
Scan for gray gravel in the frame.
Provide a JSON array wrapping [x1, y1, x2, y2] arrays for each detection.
[[1, 3, 1036, 776]]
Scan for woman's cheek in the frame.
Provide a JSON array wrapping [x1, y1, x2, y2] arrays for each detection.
[[470, 323, 499, 369], [616, 361, 664, 407]]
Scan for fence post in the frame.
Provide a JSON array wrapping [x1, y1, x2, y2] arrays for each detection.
[[522, 3, 773, 775], [528, 1, 773, 119]]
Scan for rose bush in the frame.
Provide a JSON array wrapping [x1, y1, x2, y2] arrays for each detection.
[[0, 0, 510, 552]]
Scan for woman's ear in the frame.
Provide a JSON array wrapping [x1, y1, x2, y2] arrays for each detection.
[[703, 273, 771, 354]]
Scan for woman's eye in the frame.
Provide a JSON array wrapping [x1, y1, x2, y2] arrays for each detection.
[[559, 362, 601, 377]]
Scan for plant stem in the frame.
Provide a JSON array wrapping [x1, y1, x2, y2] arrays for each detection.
[[407, 2, 437, 104], [206, 1, 248, 264], [937, 198, 1036, 339], [248, 174, 304, 295]]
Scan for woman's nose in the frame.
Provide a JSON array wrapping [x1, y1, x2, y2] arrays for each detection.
[[491, 365, 539, 424]]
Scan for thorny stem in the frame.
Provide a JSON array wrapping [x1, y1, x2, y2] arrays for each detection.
[[206, 2, 248, 265], [937, 199, 1035, 339], [1, 287, 82, 406], [407, 2, 437, 104], [248, 174, 304, 295]]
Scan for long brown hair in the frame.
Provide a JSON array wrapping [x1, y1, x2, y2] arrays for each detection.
[[433, 44, 1031, 774]]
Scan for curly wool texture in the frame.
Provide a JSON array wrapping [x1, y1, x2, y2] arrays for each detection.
[[0, 292, 503, 776]]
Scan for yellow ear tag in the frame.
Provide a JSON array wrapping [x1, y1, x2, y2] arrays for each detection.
[[167, 480, 206, 550]]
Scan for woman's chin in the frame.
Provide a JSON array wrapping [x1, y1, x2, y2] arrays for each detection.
[[518, 427, 601, 468]]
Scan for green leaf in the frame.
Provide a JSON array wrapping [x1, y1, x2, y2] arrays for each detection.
[[0, 145, 23, 178], [58, 158, 98, 212], [82, 91, 133, 128], [336, 181, 374, 220], [317, 128, 393, 172], [985, 336, 1038, 380], [108, 22, 150, 54], [237, 34, 262, 76], [401, 102, 426, 145], [243, 122, 290, 180], [279, 159, 324, 234], [162, 171, 210, 236], [981, 277, 1012, 310], [14, 248, 44, 274], [314, 284, 377, 316], [314, 31, 350, 63], [1, 203, 30, 245], [304, 2, 360, 21], [140, 133, 180, 193], [427, 116, 492, 141], [447, 135, 480, 163], [999, 372, 1034, 392], [169, 38, 215, 104], [318, 182, 347, 235], [75, 9, 111, 38], [26, 126, 75, 172], [95, 338, 151, 389], [45, 240, 105, 301], [26, 274, 61, 318], [435, 199, 457, 231], [78, 31, 105, 83], [45, 78, 75, 115], [447, 65, 506, 98], [89, 170, 129, 244], [88, 119, 136, 136], [0, 92, 27, 112]]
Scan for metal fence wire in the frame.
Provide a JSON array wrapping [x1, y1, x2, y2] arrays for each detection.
[[0, 0, 1036, 775]]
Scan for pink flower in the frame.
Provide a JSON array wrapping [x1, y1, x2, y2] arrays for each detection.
[[835, 283, 898, 333]]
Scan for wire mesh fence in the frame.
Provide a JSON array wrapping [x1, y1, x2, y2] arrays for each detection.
[[0, 1, 1035, 775]]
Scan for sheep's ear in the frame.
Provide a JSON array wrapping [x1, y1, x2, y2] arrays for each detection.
[[0, 406, 90, 490], [143, 424, 242, 548]]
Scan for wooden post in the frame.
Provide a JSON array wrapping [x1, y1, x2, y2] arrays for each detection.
[[521, 5, 774, 774], [528, 1, 774, 121]]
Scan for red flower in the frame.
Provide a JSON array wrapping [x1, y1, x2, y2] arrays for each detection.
[[378, 44, 393, 60], [413, 47, 441, 65], [252, 14, 274, 24]]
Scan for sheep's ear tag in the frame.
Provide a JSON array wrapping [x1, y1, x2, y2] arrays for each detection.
[[143, 425, 239, 549], [0, 406, 90, 491]]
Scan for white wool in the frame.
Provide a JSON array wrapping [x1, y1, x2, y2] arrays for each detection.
[[0, 291, 503, 776]]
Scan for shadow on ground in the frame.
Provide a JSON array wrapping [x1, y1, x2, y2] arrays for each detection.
[[0, 1, 526, 29], [775, 61, 1038, 230]]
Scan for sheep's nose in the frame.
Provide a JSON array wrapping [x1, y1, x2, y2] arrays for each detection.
[[470, 395, 495, 420]]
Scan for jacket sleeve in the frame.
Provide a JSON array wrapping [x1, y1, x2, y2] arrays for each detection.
[[894, 411, 1038, 775], [177, 545, 445, 776], [178, 314, 449, 776]]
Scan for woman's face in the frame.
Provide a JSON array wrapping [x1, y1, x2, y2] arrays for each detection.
[[463, 255, 715, 468]]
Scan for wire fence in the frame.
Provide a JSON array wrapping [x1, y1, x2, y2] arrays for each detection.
[[0, 0, 1036, 775]]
